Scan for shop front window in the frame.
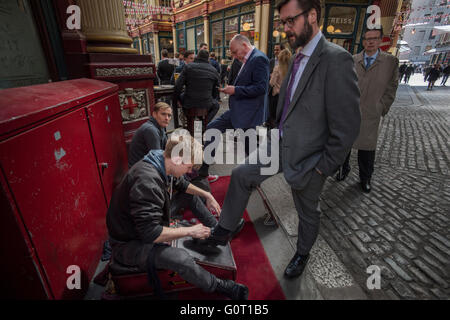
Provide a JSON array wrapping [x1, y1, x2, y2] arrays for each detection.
[[240, 13, 255, 44], [141, 33, 155, 59], [270, 8, 290, 58], [177, 29, 185, 48], [210, 3, 256, 59], [159, 37, 174, 57], [186, 28, 195, 51], [225, 17, 238, 47], [143, 38, 149, 54], [212, 21, 223, 58], [196, 25, 205, 50], [326, 7, 357, 35]]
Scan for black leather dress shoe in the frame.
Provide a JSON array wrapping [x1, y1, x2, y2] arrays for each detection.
[[215, 278, 249, 300], [230, 218, 245, 239], [195, 225, 231, 246], [336, 166, 350, 181], [284, 253, 310, 278], [361, 180, 371, 193]]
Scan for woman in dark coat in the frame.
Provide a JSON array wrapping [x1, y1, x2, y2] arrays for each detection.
[[426, 64, 441, 91]]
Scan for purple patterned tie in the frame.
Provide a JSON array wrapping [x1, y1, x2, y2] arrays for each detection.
[[279, 53, 305, 136]]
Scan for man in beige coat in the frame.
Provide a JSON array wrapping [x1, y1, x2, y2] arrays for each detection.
[[336, 27, 398, 193]]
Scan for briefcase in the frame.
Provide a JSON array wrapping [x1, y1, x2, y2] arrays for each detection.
[[107, 237, 237, 298]]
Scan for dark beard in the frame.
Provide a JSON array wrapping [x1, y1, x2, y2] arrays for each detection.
[[288, 18, 313, 49]]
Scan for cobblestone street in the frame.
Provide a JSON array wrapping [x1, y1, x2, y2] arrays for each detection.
[[319, 74, 450, 299]]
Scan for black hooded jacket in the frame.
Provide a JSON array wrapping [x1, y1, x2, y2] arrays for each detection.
[[174, 57, 220, 109]]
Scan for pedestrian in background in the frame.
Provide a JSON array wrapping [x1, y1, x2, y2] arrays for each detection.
[[423, 65, 431, 82], [170, 50, 195, 84], [267, 48, 292, 127], [209, 52, 221, 74], [404, 64, 414, 84], [157, 49, 175, 85], [399, 62, 407, 83], [440, 64, 449, 86], [227, 57, 243, 85], [270, 43, 285, 74], [426, 64, 441, 91], [337, 27, 398, 193], [220, 59, 228, 87]]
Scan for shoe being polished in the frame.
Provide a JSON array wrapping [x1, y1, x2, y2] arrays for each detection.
[[361, 180, 371, 193], [230, 218, 245, 239], [195, 225, 231, 246], [215, 278, 249, 300], [284, 253, 310, 278], [336, 166, 350, 181]]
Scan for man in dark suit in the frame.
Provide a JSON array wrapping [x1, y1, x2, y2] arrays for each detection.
[[215, 34, 269, 130], [199, 0, 361, 279], [198, 34, 269, 177], [157, 49, 175, 85]]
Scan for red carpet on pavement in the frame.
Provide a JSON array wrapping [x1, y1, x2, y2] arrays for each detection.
[[181, 176, 285, 300]]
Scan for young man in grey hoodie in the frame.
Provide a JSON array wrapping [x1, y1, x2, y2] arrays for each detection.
[[107, 134, 248, 299], [128, 102, 218, 229]]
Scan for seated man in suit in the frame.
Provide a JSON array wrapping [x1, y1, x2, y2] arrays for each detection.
[[128, 102, 218, 229], [107, 134, 248, 300], [174, 49, 220, 125]]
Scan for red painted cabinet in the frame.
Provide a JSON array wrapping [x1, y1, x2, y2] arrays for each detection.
[[0, 79, 128, 299]]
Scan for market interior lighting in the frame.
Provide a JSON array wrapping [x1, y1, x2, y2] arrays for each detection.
[[327, 25, 335, 33], [273, 30, 280, 37], [243, 23, 251, 31]]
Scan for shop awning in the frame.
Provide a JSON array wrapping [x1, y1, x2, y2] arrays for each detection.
[[424, 48, 437, 55], [433, 25, 450, 34]]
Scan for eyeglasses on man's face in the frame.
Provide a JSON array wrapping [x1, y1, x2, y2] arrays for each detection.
[[280, 10, 307, 28]]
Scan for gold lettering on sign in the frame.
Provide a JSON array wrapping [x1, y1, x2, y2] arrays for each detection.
[[225, 0, 235, 5]]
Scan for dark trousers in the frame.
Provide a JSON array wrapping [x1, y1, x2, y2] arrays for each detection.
[[170, 193, 217, 228], [343, 149, 376, 182], [218, 137, 326, 255]]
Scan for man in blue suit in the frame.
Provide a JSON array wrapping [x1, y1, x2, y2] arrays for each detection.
[[198, 34, 269, 178], [216, 34, 270, 130]]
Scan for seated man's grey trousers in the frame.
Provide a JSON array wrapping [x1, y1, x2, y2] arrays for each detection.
[[218, 137, 326, 256], [110, 239, 218, 293]]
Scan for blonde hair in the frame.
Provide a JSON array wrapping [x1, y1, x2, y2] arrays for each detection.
[[154, 101, 172, 113], [278, 49, 292, 81], [164, 129, 203, 170]]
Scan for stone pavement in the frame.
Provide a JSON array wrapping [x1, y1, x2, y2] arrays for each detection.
[[259, 73, 449, 299]]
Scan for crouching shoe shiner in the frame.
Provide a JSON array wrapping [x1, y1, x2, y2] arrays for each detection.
[[106, 133, 248, 299]]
